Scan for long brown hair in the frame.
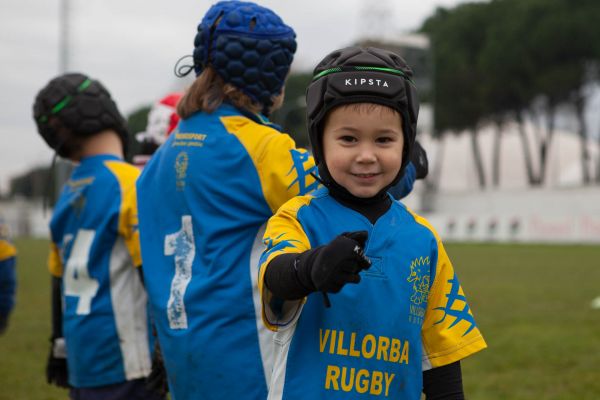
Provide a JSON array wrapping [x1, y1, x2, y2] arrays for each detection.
[[177, 66, 284, 119]]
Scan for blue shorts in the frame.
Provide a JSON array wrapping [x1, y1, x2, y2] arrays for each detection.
[[69, 378, 165, 400]]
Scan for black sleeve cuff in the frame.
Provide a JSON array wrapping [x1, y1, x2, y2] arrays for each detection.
[[264, 249, 321, 300], [422, 361, 464, 400]]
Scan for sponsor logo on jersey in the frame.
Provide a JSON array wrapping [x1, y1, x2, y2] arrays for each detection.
[[171, 132, 207, 148], [66, 177, 95, 190]]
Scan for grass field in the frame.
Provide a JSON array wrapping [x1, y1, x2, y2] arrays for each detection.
[[1, 238, 599, 399]]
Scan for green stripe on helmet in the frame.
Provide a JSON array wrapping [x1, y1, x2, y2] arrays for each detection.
[[38, 79, 92, 123], [312, 66, 414, 85], [77, 79, 92, 92]]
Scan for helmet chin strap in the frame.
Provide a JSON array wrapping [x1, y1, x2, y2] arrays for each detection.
[[316, 161, 404, 205], [173, 54, 195, 78]]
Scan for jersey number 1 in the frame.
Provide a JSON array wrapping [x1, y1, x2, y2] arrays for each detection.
[[164, 215, 195, 329]]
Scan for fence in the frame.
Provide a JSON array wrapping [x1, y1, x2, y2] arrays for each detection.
[[415, 186, 600, 243]]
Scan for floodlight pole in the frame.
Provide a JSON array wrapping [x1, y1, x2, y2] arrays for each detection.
[[59, 0, 70, 74], [55, 0, 71, 202]]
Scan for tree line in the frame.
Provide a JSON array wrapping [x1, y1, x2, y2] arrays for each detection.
[[9, 0, 600, 199], [421, 0, 600, 187]]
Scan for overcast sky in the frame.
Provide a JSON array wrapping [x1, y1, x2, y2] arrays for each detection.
[[0, 0, 476, 193]]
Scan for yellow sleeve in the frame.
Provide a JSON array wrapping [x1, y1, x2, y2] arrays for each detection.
[[258, 195, 314, 331], [221, 115, 319, 213], [0, 242, 16, 261], [410, 211, 487, 369], [48, 242, 63, 277], [0, 223, 17, 261], [105, 161, 142, 268]]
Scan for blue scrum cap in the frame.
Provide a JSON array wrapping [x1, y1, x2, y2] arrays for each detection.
[[193, 1, 297, 108]]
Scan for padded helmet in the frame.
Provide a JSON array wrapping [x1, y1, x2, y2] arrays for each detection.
[[192, 1, 296, 110], [306, 46, 419, 191], [33, 73, 129, 158]]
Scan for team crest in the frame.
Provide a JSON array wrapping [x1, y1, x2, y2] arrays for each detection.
[[71, 194, 87, 218], [406, 256, 430, 325], [175, 151, 189, 191]]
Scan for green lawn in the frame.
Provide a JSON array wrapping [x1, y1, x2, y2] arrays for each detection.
[[1, 239, 599, 399], [449, 243, 600, 400], [0, 238, 67, 400]]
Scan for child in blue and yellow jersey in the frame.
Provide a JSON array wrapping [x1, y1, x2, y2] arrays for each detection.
[[259, 47, 487, 400], [137, 4, 426, 400], [136, 3, 316, 399], [32, 73, 162, 400], [0, 217, 17, 335]]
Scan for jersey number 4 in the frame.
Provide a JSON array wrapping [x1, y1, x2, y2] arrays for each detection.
[[63, 229, 99, 315], [164, 215, 195, 329]]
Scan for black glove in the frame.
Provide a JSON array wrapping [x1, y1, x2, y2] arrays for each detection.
[[264, 231, 371, 307], [46, 337, 69, 388], [309, 231, 371, 294], [410, 140, 428, 180], [146, 340, 169, 397]]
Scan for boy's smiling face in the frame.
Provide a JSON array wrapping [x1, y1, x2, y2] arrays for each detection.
[[322, 103, 404, 198]]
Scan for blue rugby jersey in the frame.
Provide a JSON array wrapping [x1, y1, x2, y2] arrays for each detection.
[[259, 187, 487, 400], [47, 154, 150, 388], [136, 104, 318, 400]]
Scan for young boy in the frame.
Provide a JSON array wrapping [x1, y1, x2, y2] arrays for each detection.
[[33, 73, 162, 400], [259, 47, 487, 399]]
